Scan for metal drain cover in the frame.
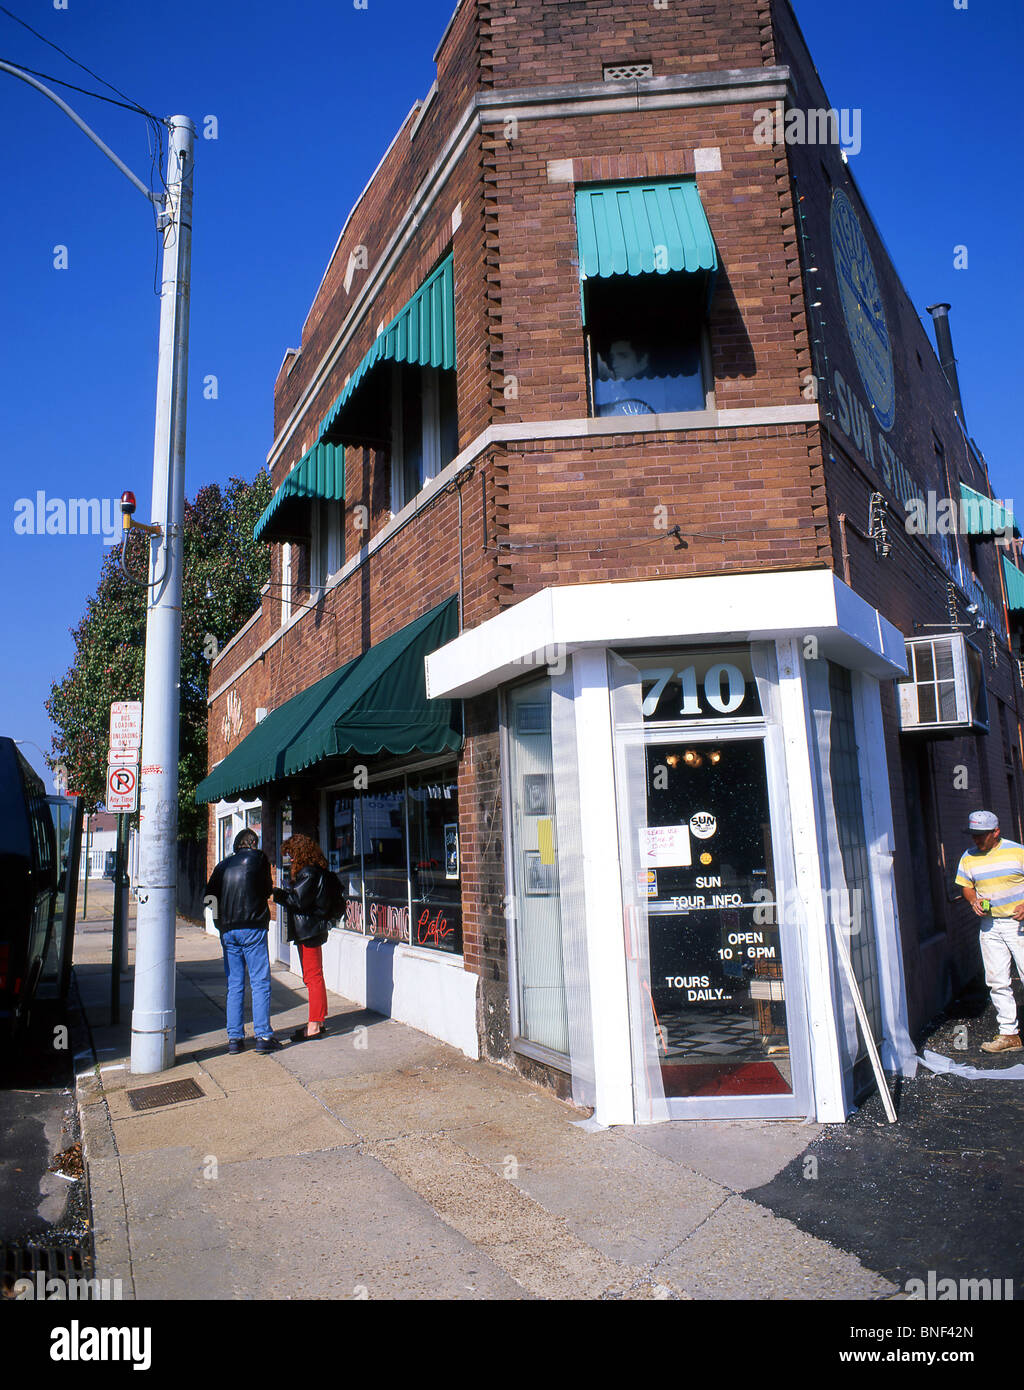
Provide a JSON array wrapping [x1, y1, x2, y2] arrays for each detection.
[[127, 1077, 205, 1111]]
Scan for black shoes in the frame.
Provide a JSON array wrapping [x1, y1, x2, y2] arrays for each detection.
[[255, 1036, 283, 1053], [227, 1038, 245, 1055], [290, 1024, 329, 1042]]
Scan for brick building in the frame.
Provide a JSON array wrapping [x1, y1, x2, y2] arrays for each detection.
[[198, 0, 1024, 1125]]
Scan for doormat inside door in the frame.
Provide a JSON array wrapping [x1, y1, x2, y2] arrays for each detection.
[[661, 1060, 791, 1097]]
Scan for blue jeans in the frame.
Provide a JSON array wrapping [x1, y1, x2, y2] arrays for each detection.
[[221, 928, 273, 1039]]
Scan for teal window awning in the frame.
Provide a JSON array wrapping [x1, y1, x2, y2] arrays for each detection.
[[1003, 557, 1024, 612], [959, 483, 1019, 539], [196, 597, 461, 805], [320, 254, 456, 446], [254, 442, 345, 544], [574, 180, 718, 281]]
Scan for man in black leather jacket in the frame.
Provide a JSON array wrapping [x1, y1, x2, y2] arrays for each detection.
[[205, 829, 281, 1053]]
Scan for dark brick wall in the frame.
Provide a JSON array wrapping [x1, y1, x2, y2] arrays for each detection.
[[772, 0, 1024, 1029]]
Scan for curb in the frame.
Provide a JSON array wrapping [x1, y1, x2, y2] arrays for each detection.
[[69, 977, 136, 1300]]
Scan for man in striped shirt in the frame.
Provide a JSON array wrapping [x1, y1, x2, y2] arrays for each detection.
[[955, 810, 1024, 1053]]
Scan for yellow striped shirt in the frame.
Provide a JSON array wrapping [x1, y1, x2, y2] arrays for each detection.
[[955, 838, 1024, 916]]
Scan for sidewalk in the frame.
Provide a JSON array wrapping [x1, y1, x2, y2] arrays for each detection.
[[72, 915, 897, 1300]]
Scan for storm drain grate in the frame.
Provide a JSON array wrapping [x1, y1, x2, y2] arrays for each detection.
[[127, 1077, 205, 1111], [2, 1242, 91, 1296]]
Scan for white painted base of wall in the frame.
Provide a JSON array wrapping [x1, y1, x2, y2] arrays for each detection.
[[292, 931, 480, 1060]]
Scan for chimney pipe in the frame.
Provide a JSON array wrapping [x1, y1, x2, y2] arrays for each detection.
[[926, 302, 965, 424]]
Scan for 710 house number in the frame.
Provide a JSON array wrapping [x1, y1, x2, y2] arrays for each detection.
[[643, 663, 746, 718]]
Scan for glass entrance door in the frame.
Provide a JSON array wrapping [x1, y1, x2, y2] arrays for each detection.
[[642, 735, 801, 1109]]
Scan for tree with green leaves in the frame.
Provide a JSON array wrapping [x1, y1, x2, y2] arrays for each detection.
[[47, 472, 271, 840]]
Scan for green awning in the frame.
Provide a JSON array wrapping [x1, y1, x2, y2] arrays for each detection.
[[575, 180, 718, 281], [959, 483, 1018, 539], [319, 254, 455, 445], [254, 442, 344, 544], [1003, 557, 1024, 612], [196, 596, 461, 804]]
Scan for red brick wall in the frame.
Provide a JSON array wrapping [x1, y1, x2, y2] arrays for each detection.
[[204, 0, 1024, 1060]]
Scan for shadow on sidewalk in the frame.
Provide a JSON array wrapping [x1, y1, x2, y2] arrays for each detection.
[[744, 973, 1024, 1295]]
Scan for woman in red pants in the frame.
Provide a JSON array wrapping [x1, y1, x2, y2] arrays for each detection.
[[273, 834, 335, 1040]]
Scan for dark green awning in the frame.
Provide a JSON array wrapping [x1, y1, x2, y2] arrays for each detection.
[[196, 596, 461, 804], [959, 483, 1018, 539], [319, 254, 455, 445], [1003, 557, 1024, 612], [575, 180, 718, 281], [254, 442, 345, 544]]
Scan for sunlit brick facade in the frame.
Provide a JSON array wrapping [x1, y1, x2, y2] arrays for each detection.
[[202, 0, 1024, 1124]]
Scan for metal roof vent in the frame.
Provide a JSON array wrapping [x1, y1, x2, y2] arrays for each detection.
[[603, 62, 653, 81]]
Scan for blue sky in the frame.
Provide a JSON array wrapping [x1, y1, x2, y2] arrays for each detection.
[[1, 0, 1020, 790]]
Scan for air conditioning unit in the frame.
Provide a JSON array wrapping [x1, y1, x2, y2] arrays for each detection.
[[897, 634, 988, 734]]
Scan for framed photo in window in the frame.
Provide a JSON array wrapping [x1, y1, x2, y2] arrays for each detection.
[[524, 851, 555, 896], [523, 773, 552, 816]]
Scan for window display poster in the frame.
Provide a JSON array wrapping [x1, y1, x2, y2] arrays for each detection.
[[444, 822, 459, 880], [640, 824, 692, 868]]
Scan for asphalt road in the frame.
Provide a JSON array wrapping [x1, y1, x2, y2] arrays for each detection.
[[747, 976, 1024, 1296], [0, 994, 93, 1294]]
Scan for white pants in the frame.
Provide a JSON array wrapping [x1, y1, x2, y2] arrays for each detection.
[[979, 919, 1024, 1034]]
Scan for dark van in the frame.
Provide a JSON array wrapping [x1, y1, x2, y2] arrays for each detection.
[[0, 737, 58, 1038]]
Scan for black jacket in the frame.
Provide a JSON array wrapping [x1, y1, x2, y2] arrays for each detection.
[[205, 849, 273, 933], [273, 865, 332, 948]]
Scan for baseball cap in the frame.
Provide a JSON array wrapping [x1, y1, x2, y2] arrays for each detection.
[[965, 810, 999, 833]]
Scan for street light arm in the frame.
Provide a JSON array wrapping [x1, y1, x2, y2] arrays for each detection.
[[0, 58, 162, 206]]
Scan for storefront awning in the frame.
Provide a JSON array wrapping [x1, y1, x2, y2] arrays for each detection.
[[1003, 557, 1024, 612], [254, 442, 345, 544], [959, 483, 1018, 539], [574, 180, 718, 281], [319, 254, 456, 445], [196, 596, 462, 804]]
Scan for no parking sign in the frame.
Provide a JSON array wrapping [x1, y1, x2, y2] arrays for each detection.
[[106, 763, 138, 812]]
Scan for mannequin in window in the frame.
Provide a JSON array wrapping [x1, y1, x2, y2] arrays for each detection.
[[593, 334, 705, 417]]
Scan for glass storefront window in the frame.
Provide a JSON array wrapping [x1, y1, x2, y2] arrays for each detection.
[[323, 768, 462, 953], [505, 679, 570, 1057], [361, 782, 409, 943], [407, 773, 462, 954], [329, 794, 365, 933], [218, 815, 233, 862]]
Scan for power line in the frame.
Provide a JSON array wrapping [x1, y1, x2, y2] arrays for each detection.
[[0, 55, 151, 113], [0, 3, 161, 120]]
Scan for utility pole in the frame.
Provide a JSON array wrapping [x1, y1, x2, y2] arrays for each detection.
[[131, 116, 195, 1074], [0, 60, 194, 1076]]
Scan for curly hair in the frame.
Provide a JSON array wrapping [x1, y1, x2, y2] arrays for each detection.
[[281, 833, 327, 876]]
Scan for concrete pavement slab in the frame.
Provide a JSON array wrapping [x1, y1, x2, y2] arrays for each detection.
[[183, 1147, 528, 1300], [448, 1120, 729, 1265], [308, 1062, 514, 1140], [652, 1193, 898, 1300], [362, 1132, 690, 1300], [615, 1116, 822, 1191], [110, 1076, 354, 1162]]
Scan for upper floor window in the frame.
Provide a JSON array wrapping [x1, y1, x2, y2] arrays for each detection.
[[311, 500, 345, 592], [391, 363, 459, 514], [586, 270, 711, 417], [575, 180, 718, 420]]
